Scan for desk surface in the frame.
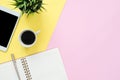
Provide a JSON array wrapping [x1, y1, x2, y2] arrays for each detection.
[[0, 0, 66, 63]]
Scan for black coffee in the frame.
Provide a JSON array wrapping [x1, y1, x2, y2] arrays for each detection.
[[21, 31, 35, 45]]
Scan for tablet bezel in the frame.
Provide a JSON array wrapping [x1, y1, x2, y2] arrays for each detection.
[[0, 6, 21, 52]]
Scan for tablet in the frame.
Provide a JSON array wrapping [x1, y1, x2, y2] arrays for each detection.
[[0, 6, 21, 52]]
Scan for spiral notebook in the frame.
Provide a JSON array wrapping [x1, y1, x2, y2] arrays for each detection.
[[0, 48, 68, 80]]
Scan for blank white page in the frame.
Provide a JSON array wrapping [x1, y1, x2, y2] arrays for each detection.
[[0, 61, 18, 80], [18, 48, 68, 80]]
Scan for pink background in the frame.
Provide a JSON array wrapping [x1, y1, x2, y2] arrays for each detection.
[[48, 0, 120, 80]]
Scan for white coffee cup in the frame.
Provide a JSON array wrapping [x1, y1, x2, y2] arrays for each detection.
[[19, 29, 40, 47]]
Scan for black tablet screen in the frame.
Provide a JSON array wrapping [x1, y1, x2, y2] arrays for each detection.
[[0, 10, 18, 47]]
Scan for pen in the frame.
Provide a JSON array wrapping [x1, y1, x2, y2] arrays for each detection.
[[11, 54, 21, 80]]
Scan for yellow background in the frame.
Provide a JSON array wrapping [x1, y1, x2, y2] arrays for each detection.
[[0, 0, 66, 63]]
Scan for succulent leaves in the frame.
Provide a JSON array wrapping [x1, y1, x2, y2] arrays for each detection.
[[13, 0, 44, 15]]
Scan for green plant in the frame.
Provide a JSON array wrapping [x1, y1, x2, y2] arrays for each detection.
[[13, 0, 45, 15]]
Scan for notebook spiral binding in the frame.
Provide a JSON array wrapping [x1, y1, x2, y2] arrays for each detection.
[[21, 58, 32, 80]]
